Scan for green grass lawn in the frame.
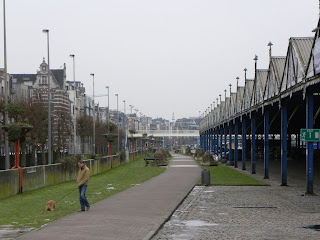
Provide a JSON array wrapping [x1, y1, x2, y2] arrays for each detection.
[[198, 164, 269, 186], [0, 157, 165, 229]]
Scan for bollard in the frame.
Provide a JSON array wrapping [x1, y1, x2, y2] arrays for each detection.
[[201, 169, 211, 186]]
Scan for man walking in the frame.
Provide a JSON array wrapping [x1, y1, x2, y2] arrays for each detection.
[[77, 160, 90, 212]]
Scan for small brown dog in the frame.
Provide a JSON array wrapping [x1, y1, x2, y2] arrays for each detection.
[[46, 200, 56, 211]]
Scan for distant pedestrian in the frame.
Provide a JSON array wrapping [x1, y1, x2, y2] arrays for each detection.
[[77, 160, 90, 212]]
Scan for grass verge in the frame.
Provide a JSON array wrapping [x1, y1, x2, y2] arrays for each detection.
[[197, 164, 269, 186], [0, 157, 165, 229]]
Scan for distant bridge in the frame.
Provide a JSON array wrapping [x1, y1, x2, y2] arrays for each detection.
[[130, 130, 199, 137]]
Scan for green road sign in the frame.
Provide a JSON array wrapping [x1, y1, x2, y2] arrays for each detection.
[[300, 129, 320, 142]]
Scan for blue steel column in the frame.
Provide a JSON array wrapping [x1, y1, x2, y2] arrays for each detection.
[[200, 133, 203, 149], [306, 92, 314, 194], [234, 119, 238, 168], [215, 128, 218, 154], [220, 127, 223, 157], [212, 129, 215, 153], [207, 130, 210, 151], [202, 132, 205, 151], [209, 130, 211, 150], [202, 133, 204, 149], [264, 110, 269, 179], [205, 131, 208, 151], [210, 130, 212, 151], [224, 126, 227, 159], [206, 130, 209, 152], [251, 113, 256, 174], [213, 128, 216, 154], [242, 118, 246, 170], [229, 123, 233, 162], [208, 130, 210, 151], [216, 129, 219, 155], [281, 101, 288, 186], [208, 129, 211, 152], [196, 136, 199, 149]]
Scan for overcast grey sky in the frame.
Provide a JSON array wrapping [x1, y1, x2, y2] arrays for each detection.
[[0, 0, 319, 120]]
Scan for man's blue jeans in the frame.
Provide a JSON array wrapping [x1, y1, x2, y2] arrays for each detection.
[[78, 185, 90, 210]]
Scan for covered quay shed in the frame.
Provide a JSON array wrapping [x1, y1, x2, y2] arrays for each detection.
[[200, 20, 320, 194]]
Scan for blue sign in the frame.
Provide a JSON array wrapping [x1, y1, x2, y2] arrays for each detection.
[[313, 37, 320, 75]]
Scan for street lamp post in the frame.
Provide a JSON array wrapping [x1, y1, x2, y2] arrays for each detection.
[[129, 105, 134, 115], [90, 73, 95, 155], [115, 94, 119, 152], [43, 29, 52, 164], [106, 86, 109, 126], [70, 54, 76, 155], [3, 0, 10, 169], [123, 100, 127, 152]]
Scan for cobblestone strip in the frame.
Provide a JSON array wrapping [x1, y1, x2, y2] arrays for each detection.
[[153, 185, 320, 240]]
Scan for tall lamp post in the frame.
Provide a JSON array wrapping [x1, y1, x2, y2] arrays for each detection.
[[70, 54, 76, 155], [129, 105, 134, 129], [115, 94, 119, 152], [106, 86, 109, 126], [43, 29, 52, 164], [3, 0, 9, 169], [90, 73, 95, 155], [123, 100, 127, 151]]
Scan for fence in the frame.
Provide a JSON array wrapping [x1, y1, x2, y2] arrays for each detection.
[[0, 151, 144, 199]]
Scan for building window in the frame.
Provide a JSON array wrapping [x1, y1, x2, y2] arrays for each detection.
[[36, 92, 42, 100], [41, 76, 47, 84]]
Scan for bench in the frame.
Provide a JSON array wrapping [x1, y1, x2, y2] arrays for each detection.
[[144, 158, 159, 166]]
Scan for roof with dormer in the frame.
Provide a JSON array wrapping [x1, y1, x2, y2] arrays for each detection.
[[11, 74, 37, 84]]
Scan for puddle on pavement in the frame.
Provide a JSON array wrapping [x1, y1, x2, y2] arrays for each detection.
[[0, 225, 34, 239], [183, 220, 218, 227]]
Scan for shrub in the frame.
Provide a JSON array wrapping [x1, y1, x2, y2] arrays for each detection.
[[120, 151, 126, 164], [201, 151, 219, 166], [185, 147, 192, 155], [165, 149, 171, 157], [59, 156, 80, 170], [194, 148, 205, 161], [154, 149, 168, 166]]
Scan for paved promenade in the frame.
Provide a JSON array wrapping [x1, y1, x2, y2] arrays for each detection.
[[153, 159, 320, 240], [16, 154, 201, 240]]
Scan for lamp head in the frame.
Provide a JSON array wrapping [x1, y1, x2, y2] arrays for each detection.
[[70, 54, 75, 58], [42, 29, 49, 33]]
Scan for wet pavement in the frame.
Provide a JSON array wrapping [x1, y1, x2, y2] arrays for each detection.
[[153, 160, 320, 240], [0, 225, 33, 240]]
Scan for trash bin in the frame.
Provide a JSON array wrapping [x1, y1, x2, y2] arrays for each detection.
[[201, 169, 210, 186]]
